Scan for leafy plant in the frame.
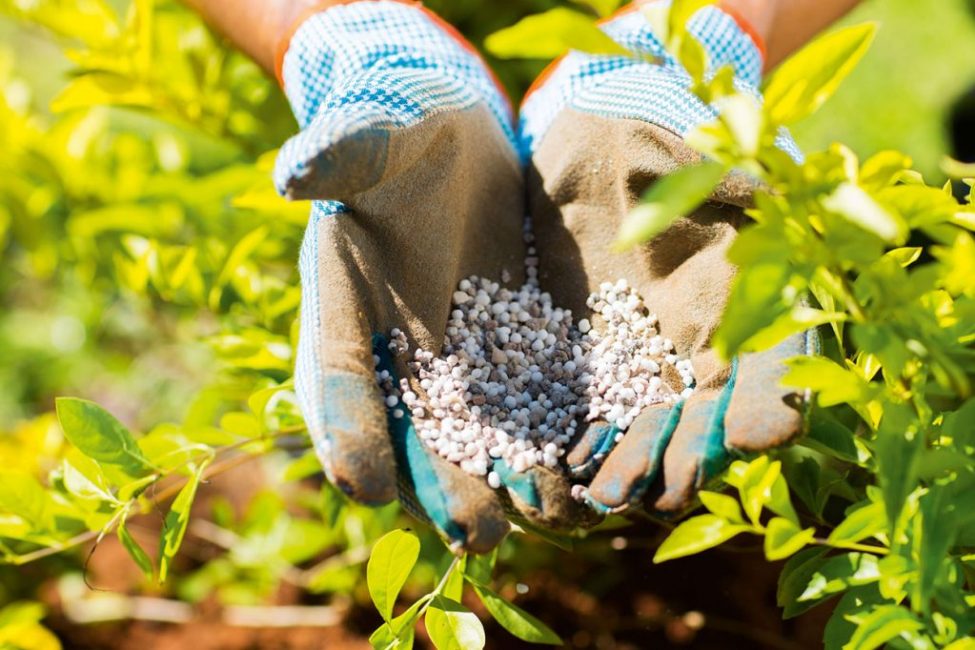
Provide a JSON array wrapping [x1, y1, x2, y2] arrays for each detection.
[[613, 2, 975, 648], [366, 530, 561, 649]]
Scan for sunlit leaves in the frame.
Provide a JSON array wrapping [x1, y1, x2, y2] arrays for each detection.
[[764, 518, 815, 561], [424, 596, 485, 650], [653, 515, 750, 563], [844, 605, 923, 650], [615, 161, 727, 250], [484, 8, 629, 60], [781, 357, 877, 408], [827, 502, 887, 547], [0, 600, 61, 650], [471, 585, 561, 645], [763, 23, 877, 125], [0, 471, 50, 529], [822, 183, 907, 244], [367, 529, 421, 622], [158, 462, 207, 583], [118, 515, 153, 580], [55, 398, 152, 479]]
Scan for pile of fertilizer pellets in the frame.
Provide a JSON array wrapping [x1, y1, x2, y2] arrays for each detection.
[[375, 227, 696, 489]]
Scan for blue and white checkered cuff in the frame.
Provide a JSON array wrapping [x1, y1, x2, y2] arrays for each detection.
[[278, 0, 514, 141], [601, 2, 764, 87]]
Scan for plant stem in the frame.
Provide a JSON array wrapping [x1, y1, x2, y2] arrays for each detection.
[[432, 555, 462, 598], [811, 537, 889, 556]]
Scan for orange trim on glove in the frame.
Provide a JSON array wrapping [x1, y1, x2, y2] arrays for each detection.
[[716, 1, 768, 64]]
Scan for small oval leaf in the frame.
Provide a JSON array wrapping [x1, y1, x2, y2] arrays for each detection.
[[654, 515, 750, 563], [367, 529, 421, 622]]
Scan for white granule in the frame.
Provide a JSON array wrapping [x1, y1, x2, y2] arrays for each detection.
[[375, 222, 695, 484]]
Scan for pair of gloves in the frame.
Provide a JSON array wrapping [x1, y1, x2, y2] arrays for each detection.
[[275, 0, 815, 553]]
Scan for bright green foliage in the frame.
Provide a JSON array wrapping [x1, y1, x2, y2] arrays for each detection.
[[614, 161, 727, 249], [485, 7, 629, 60], [425, 596, 486, 650], [367, 539, 563, 649], [367, 529, 422, 622], [0, 601, 61, 650], [642, 5, 975, 647]]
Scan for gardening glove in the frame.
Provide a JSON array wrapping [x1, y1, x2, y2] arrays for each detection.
[[277, 0, 586, 553], [521, 1, 817, 517]]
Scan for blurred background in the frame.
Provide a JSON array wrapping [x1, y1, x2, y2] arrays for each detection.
[[1, 0, 972, 648]]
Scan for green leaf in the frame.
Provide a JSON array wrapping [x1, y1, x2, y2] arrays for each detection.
[[484, 8, 630, 60], [442, 556, 466, 602], [944, 639, 975, 650], [424, 596, 485, 650], [463, 549, 497, 587], [739, 306, 846, 354], [822, 182, 907, 244], [118, 516, 154, 580], [283, 450, 323, 482], [843, 605, 923, 650], [0, 601, 46, 627], [738, 457, 782, 525], [941, 158, 975, 179], [763, 23, 877, 125], [56, 397, 151, 479], [715, 94, 762, 156], [615, 162, 727, 249], [781, 357, 875, 408], [653, 515, 750, 563], [51, 73, 154, 113], [370, 596, 430, 650], [473, 584, 561, 644], [320, 479, 348, 529], [915, 486, 958, 606], [698, 491, 744, 523], [0, 471, 49, 528], [824, 587, 885, 650], [158, 463, 207, 583], [764, 517, 815, 561], [798, 553, 881, 605], [367, 529, 421, 622], [804, 409, 860, 464], [642, 0, 713, 50], [767, 473, 800, 525], [874, 402, 923, 538], [61, 456, 118, 504], [860, 151, 913, 190], [777, 547, 829, 617], [827, 501, 886, 546]]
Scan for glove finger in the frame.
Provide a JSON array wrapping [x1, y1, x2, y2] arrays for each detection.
[[645, 362, 738, 515], [494, 461, 602, 531], [564, 421, 621, 478], [297, 203, 398, 506], [723, 329, 820, 452], [375, 335, 510, 554], [275, 69, 480, 203], [584, 405, 681, 514]]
